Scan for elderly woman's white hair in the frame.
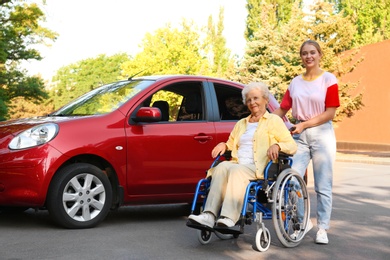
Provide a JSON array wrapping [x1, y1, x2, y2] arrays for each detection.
[[241, 82, 270, 104]]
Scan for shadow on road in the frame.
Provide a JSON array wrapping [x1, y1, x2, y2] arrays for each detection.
[[0, 203, 192, 229]]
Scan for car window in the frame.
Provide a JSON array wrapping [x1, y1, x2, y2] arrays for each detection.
[[147, 81, 204, 122], [150, 90, 183, 121], [214, 83, 249, 121], [51, 80, 154, 116], [177, 89, 203, 121]]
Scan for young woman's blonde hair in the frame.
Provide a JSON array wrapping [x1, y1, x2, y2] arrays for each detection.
[[299, 39, 323, 56]]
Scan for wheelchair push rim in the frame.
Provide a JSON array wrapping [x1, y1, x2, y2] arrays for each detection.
[[272, 168, 310, 248]]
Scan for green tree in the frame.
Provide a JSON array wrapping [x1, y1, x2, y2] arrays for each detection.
[[7, 96, 54, 119], [330, 0, 390, 46], [204, 7, 235, 78], [245, 0, 300, 41], [240, 1, 363, 122], [0, 0, 57, 120], [121, 20, 210, 77], [120, 20, 211, 110], [50, 53, 130, 109]]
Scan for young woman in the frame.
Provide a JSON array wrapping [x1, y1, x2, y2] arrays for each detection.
[[273, 40, 340, 244]]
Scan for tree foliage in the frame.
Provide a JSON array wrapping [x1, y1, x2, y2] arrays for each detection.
[[7, 96, 54, 118], [0, 0, 57, 120], [50, 53, 130, 109], [330, 0, 390, 46], [240, 1, 363, 122], [121, 20, 209, 77], [121, 9, 234, 79], [119, 12, 236, 111], [245, 0, 301, 41], [205, 7, 236, 78]]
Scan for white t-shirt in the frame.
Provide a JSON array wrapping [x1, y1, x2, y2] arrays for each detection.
[[280, 71, 339, 121], [237, 122, 257, 164]]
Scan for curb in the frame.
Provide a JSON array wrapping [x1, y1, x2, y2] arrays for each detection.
[[336, 153, 390, 165]]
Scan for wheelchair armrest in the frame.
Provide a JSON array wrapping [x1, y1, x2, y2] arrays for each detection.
[[264, 152, 292, 180], [209, 150, 232, 169], [278, 151, 292, 159], [223, 150, 232, 160]]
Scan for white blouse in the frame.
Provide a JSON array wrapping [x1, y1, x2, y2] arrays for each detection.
[[237, 122, 258, 165]]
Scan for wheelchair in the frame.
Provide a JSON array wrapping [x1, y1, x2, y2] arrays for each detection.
[[186, 152, 310, 252]]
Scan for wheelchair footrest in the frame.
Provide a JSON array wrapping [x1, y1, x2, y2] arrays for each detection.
[[213, 225, 243, 235], [186, 220, 214, 232]]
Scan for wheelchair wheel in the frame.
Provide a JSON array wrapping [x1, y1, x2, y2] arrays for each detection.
[[197, 229, 212, 245], [272, 168, 310, 248], [214, 231, 233, 240], [255, 227, 271, 252]]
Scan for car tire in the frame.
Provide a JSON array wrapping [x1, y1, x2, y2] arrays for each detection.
[[47, 163, 113, 229]]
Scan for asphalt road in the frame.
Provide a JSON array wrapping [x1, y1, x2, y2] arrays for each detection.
[[0, 161, 389, 260]]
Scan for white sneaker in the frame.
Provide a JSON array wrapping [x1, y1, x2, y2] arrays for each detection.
[[315, 228, 329, 244], [188, 212, 215, 228], [216, 217, 235, 227]]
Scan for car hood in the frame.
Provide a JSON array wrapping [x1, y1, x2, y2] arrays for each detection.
[[0, 116, 74, 138]]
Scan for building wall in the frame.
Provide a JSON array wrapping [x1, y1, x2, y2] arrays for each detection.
[[335, 40, 390, 152]]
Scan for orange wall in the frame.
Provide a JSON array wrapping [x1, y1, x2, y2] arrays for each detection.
[[335, 40, 390, 148]]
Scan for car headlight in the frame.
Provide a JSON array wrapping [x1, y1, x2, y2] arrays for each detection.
[[9, 123, 59, 150]]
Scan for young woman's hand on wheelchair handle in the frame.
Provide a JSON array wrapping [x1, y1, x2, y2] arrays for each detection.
[[212, 142, 227, 158], [290, 123, 305, 134], [267, 144, 281, 161]]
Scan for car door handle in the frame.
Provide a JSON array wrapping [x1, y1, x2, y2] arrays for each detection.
[[194, 135, 213, 142]]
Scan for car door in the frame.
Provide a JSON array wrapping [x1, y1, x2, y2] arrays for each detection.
[[124, 80, 217, 203]]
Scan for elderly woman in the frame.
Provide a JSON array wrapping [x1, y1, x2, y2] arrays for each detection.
[[188, 82, 297, 228]]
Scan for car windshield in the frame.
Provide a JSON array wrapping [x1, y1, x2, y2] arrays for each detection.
[[51, 79, 154, 116]]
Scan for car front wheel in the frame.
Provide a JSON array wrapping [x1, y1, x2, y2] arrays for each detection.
[[47, 163, 113, 229]]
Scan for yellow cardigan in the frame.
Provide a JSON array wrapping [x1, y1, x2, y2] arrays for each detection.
[[209, 111, 297, 179]]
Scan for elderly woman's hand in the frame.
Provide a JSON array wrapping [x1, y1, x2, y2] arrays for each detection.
[[211, 142, 227, 158], [267, 144, 280, 161]]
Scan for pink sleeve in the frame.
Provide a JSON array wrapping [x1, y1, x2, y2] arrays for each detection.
[[280, 89, 292, 110], [325, 84, 340, 108]]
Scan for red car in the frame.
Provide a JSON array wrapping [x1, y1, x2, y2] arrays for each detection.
[[0, 75, 291, 229]]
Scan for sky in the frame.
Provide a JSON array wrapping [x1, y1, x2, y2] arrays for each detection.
[[24, 0, 248, 81]]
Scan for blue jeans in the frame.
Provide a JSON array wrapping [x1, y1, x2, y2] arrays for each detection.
[[292, 121, 336, 230]]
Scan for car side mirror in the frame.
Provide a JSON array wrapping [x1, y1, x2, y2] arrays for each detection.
[[133, 107, 162, 122]]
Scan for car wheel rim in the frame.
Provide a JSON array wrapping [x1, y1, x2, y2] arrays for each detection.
[[62, 173, 106, 222]]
